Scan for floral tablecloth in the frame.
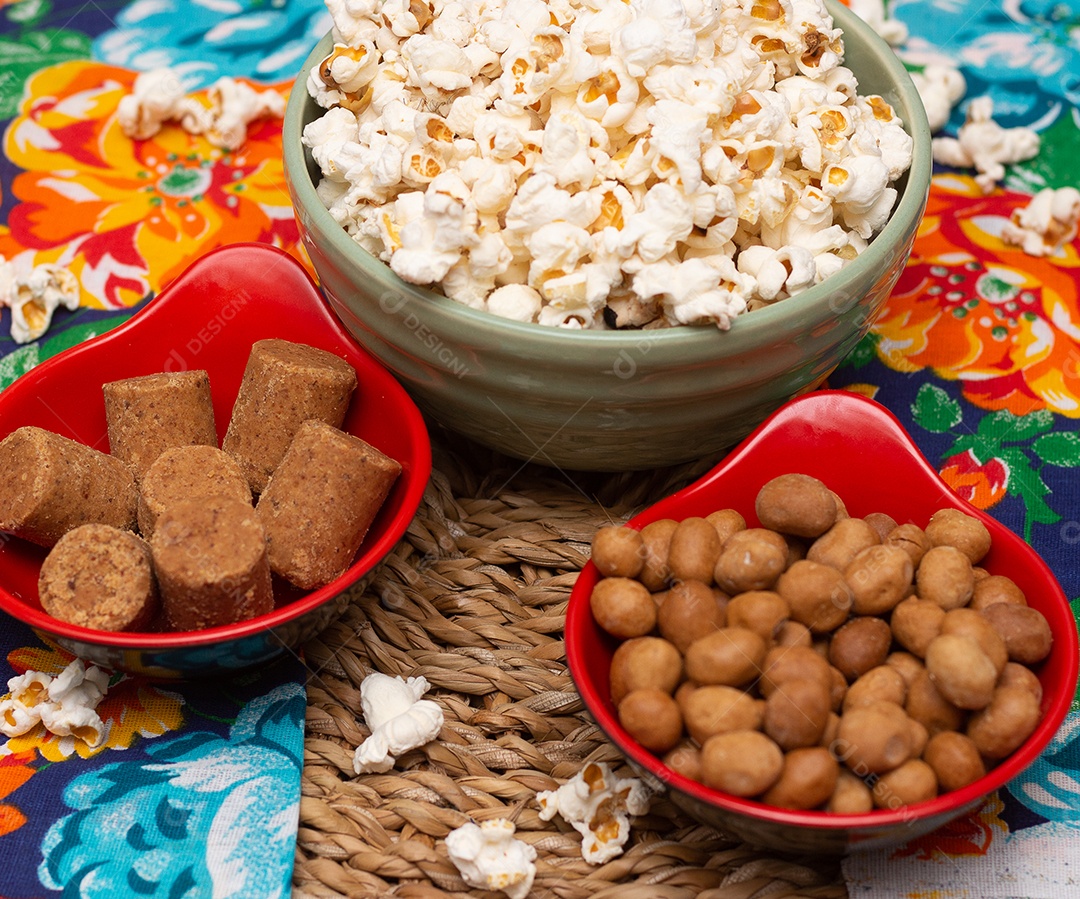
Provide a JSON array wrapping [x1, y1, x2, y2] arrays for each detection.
[[0, 1, 328, 896], [0, 0, 1078, 897]]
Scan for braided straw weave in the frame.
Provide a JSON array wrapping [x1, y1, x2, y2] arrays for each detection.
[[294, 431, 847, 898]]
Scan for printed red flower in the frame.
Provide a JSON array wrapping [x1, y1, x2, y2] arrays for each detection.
[[939, 449, 1010, 509]]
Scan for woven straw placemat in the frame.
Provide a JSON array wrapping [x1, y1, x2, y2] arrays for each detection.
[[293, 430, 847, 898]]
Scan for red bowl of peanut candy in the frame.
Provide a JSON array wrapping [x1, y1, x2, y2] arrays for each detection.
[[566, 390, 1078, 854]]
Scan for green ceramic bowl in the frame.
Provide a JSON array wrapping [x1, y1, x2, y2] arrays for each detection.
[[283, 1, 932, 471]]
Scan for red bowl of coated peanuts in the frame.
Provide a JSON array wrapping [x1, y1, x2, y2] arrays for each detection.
[[0, 243, 431, 678], [566, 390, 1078, 854]]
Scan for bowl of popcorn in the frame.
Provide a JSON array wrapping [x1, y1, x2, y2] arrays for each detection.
[[565, 390, 1078, 853], [0, 244, 431, 679], [282, 0, 933, 471]]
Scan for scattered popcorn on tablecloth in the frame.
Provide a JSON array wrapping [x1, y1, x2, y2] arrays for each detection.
[[0, 658, 111, 748], [303, 0, 916, 329], [0, 256, 81, 344], [119, 67, 284, 151], [932, 96, 1040, 194], [1001, 187, 1080, 257], [536, 761, 651, 863], [846, 0, 907, 46], [908, 63, 966, 134]]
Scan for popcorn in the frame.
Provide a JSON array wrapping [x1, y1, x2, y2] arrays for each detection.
[[822, 154, 896, 239], [0, 261, 81, 344], [120, 68, 283, 150], [327, 0, 385, 46], [1001, 187, 1080, 257], [487, 283, 543, 321], [1, 659, 110, 748], [318, 41, 381, 97], [305, 0, 915, 329], [1, 670, 53, 735], [932, 96, 1040, 194], [353, 672, 444, 774], [117, 68, 207, 140], [612, 0, 698, 78], [534, 98, 605, 189], [536, 762, 651, 863], [846, 0, 907, 46], [606, 181, 694, 263], [908, 64, 966, 134], [49, 658, 110, 708], [445, 819, 537, 899], [402, 35, 475, 95], [390, 172, 479, 283], [205, 78, 286, 151], [632, 255, 752, 326], [737, 244, 817, 300]]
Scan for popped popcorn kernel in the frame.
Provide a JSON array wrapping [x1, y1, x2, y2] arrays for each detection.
[[305, 0, 915, 329], [0, 260, 81, 344], [1, 659, 110, 747], [445, 819, 537, 899], [536, 761, 651, 863], [1001, 188, 1080, 258], [932, 96, 1039, 194]]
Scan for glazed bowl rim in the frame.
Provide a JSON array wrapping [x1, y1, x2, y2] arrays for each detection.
[[282, 0, 933, 357]]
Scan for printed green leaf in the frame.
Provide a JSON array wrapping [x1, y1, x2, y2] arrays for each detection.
[[912, 383, 962, 433], [944, 432, 977, 459], [978, 408, 1053, 443], [1000, 446, 1059, 535], [1033, 432, 1080, 468], [0, 315, 131, 391], [0, 344, 41, 390], [839, 332, 878, 370], [0, 30, 91, 119], [6, 0, 50, 25], [45, 316, 131, 358]]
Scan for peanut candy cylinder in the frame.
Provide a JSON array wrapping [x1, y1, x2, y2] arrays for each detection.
[[222, 339, 357, 493], [103, 370, 217, 479], [0, 426, 137, 546], [137, 444, 251, 537], [39, 524, 157, 631], [256, 420, 401, 590], [150, 495, 273, 631]]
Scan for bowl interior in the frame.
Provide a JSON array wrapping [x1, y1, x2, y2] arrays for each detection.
[[0, 243, 431, 653], [282, 0, 933, 358], [566, 390, 1078, 849]]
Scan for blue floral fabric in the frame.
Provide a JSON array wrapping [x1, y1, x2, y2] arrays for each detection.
[[93, 0, 331, 89], [39, 683, 304, 898], [0, 1, 314, 895], [894, 0, 1080, 191]]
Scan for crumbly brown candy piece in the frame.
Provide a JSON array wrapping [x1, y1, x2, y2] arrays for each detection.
[[150, 495, 273, 631], [223, 339, 357, 493], [38, 523, 157, 631], [256, 420, 401, 589], [0, 426, 137, 546], [137, 444, 251, 537], [103, 370, 217, 480]]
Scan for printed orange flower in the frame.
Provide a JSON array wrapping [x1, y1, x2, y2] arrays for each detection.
[[0, 750, 38, 838], [872, 174, 1080, 418], [939, 449, 1010, 509], [0, 60, 307, 309], [5, 642, 184, 760]]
